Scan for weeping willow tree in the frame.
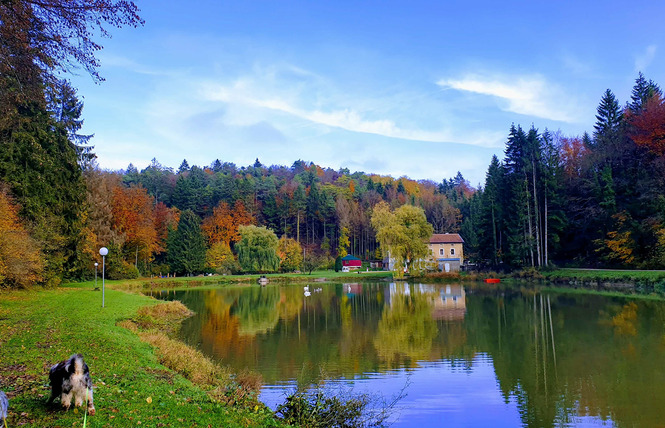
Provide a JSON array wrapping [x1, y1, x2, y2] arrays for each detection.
[[236, 225, 280, 273], [371, 202, 433, 278]]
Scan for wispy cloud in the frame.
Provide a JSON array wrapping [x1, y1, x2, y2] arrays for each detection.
[[200, 69, 503, 148], [437, 74, 579, 123], [635, 44, 657, 72]]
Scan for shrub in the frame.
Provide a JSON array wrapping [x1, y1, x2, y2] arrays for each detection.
[[107, 260, 140, 280], [276, 386, 398, 428]]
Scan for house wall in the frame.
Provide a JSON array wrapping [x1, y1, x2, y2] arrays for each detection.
[[428, 242, 464, 265], [342, 260, 362, 269]]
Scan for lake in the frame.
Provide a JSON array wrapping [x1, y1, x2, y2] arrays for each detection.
[[151, 281, 665, 427]]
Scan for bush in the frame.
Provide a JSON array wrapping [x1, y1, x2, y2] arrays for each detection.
[[276, 385, 398, 428], [107, 260, 140, 280], [334, 256, 342, 272]]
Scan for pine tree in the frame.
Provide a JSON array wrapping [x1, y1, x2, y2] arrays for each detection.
[[166, 210, 206, 275], [629, 72, 662, 114], [47, 79, 95, 168], [594, 89, 623, 143], [479, 155, 505, 266], [178, 159, 190, 174]]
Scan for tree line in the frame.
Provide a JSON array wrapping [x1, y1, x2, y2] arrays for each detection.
[[3, 0, 665, 287], [464, 72, 665, 269], [5, 71, 665, 285]]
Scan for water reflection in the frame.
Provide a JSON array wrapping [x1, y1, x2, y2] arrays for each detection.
[[152, 283, 665, 427]]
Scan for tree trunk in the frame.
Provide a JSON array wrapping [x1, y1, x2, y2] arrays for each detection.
[[532, 159, 542, 266], [544, 192, 548, 266], [525, 177, 534, 267]]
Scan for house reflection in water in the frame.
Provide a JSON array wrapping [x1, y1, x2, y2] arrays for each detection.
[[432, 284, 466, 321], [343, 283, 364, 296], [385, 283, 466, 321]]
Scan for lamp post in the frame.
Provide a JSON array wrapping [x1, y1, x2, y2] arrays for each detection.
[[94, 262, 98, 290], [99, 247, 108, 308]]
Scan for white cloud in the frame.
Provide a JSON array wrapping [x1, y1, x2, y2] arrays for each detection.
[[437, 74, 579, 123], [635, 44, 657, 72], [201, 71, 503, 148]]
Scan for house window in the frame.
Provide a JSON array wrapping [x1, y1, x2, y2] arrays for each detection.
[[439, 248, 444, 256], [450, 248, 455, 255]]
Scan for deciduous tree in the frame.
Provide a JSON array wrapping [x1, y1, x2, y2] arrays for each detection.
[[370, 202, 433, 278], [0, 187, 43, 288], [236, 225, 280, 273], [278, 236, 303, 272], [202, 200, 254, 247], [111, 185, 158, 265]]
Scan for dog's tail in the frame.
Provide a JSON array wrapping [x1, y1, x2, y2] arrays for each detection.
[[70, 354, 86, 375]]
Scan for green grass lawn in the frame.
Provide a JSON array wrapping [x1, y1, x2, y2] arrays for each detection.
[[0, 286, 284, 427]]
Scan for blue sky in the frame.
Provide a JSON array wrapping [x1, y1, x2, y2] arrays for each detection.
[[70, 0, 665, 185]]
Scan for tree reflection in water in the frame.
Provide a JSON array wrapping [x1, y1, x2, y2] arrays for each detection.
[[153, 283, 665, 427]]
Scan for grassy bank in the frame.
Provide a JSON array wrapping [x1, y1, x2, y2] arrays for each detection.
[[0, 286, 284, 427], [540, 268, 665, 282], [69, 269, 393, 293]]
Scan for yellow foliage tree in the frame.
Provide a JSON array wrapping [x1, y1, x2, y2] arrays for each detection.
[[277, 236, 303, 272], [597, 212, 635, 266], [205, 241, 236, 273], [371, 201, 433, 278], [337, 226, 350, 257], [0, 188, 43, 288]]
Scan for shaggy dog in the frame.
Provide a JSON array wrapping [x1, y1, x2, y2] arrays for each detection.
[[47, 354, 95, 415], [0, 390, 7, 427]]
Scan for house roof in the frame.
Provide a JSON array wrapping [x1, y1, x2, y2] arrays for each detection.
[[429, 233, 464, 244], [342, 255, 361, 261]]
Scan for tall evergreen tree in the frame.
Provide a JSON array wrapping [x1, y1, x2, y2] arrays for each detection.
[[593, 89, 623, 144], [178, 159, 190, 174], [629, 72, 662, 114], [166, 210, 206, 275], [479, 155, 505, 266]]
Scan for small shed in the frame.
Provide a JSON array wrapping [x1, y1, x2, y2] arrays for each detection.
[[342, 255, 362, 270]]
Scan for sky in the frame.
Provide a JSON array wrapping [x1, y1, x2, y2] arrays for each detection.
[[70, 0, 665, 185]]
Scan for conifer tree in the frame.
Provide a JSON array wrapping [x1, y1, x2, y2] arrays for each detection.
[[479, 155, 505, 266], [178, 159, 190, 174], [594, 89, 623, 144], [166, 210, 206, 275]]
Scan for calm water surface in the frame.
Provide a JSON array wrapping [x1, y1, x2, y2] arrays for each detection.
[[153, 282, 665, 427]]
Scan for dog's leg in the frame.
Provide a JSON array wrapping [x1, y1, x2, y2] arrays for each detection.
[[61, 391, 72, 410], [87, 388, 95, 416], [74, 392, 84, 408]]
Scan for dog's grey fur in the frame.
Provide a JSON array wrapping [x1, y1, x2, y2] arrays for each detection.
[[0, 390, 7, 424], [48, 354, 95, 415]]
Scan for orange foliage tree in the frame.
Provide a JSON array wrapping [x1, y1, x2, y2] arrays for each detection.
[[627, 95, 665, 156], [202, 200, 254, 247], [153, 201, 180, 254], [111, 185, 158, 263], [559, 137, 589, 178], [0, 188, 43, 287]]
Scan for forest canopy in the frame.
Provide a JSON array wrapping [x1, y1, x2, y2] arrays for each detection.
[[1, 0, 665, 286]]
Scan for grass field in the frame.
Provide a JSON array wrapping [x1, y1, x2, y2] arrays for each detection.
[[0, 285, 285, 427]]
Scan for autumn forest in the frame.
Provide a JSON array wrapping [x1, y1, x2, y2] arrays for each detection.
[[2, 3, 665, 288]]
